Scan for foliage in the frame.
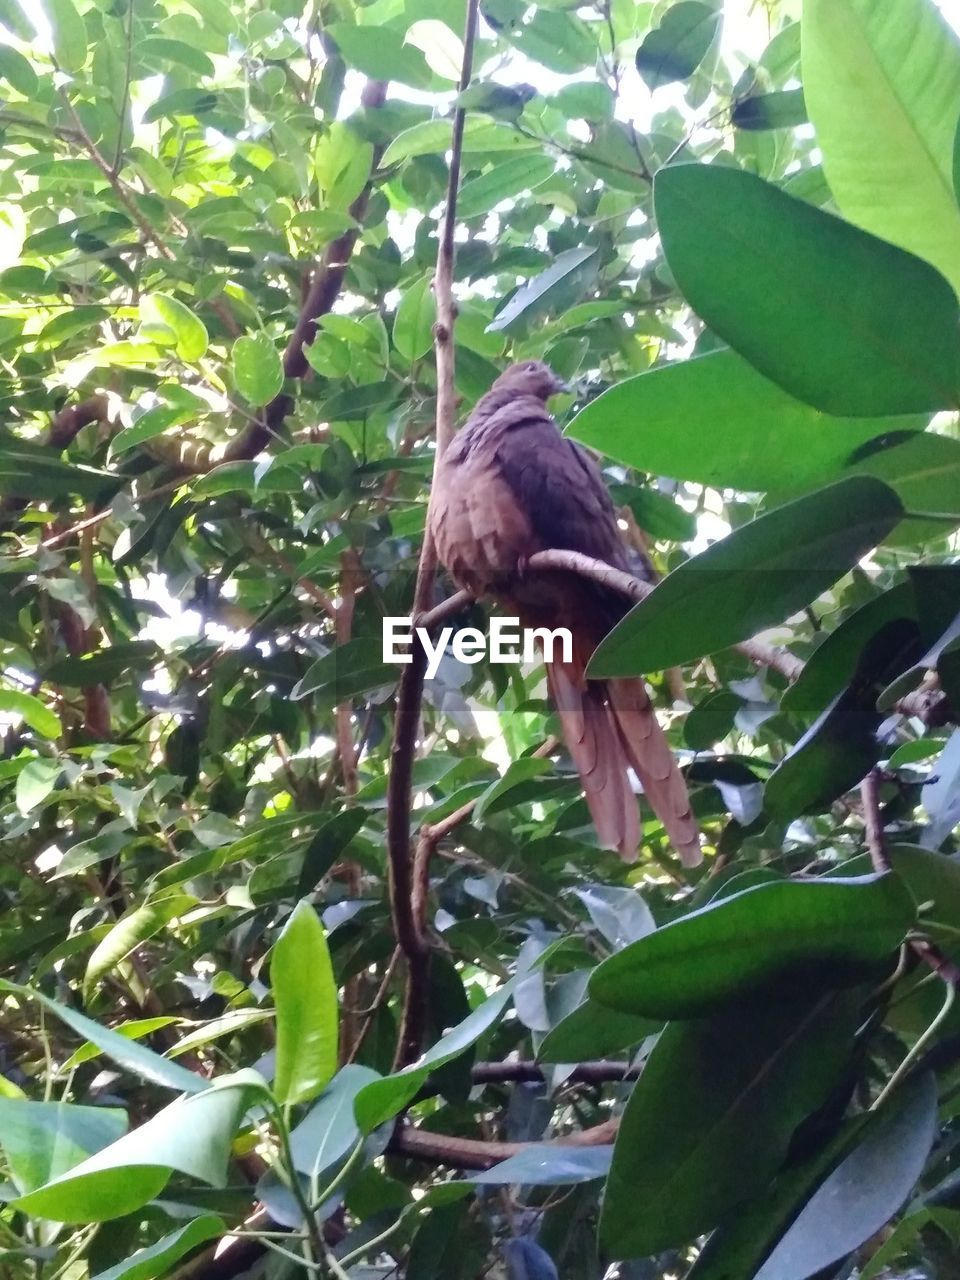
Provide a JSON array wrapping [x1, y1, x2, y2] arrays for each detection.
[[0, 0, 959, 1278]]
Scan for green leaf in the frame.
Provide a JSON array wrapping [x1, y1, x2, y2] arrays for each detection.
[[654, 163, 960, 415], [138, 36, 215, 77], [90, 1216, 226, 1280], [802, 0, 960, 296], [313, 122, 373, 212], [393, 275, 436, 362], [472, 758, 553, 823], [589, 874, 914, 1019], [381, 118, 538, 167], [44, 641, 160, 687], [589, 477, 903, 677], [0, 1099, 127, 1195], [42, 0, 87, 72], [404, 19, 463, 80], [841, 431, 960, 543], [327, 23, 432, 89], [272, 901, 338, 1106], [509, 7, 597, 74], [600, 989, 867, 1257], [458, 154, 555, 219], [290, 637, 394, 704], [353, 982, 514, 1133], [289, 1065, 380, 1179], [0, 979, 204, 1094], [0, 45, 39, 96], [83, 895, 195, 1004], [0, 690, 60, 738], [61, 1017, 180, 1072], [488, 246, 597, 332], [567, 351, 923, 493], [140, 294, 208, 362], [538, 999, 660, 1063], [732, 88, 808, 131], [15, 759, 62, 814], [636, 1, 720, 89], [766, 618, 922, 819], [754, 1073, 937, 1280], [781, 583, 915, 718], [10, 1071, 262, 1223], [232, 333, 283, 406]]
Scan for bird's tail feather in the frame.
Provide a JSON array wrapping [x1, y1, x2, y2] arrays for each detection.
[[546, 660, 639, 861], [608, 677, 702, 867], [545, 660, 701, 866]]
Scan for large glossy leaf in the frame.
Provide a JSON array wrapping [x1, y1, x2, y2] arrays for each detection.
[[588, 477, 902, 677], [0, 690, 61, 738], [289, 1064, 381, 1178], [841, 431, 960, 544], [803, 0, 960, 295], [83, 894, 196, 1002], [566, 350, 923, 492], [487, 247, 597, 332], [654, 163, 960, 415], [538, 999, 660, 1063], [10, 1071, 263, 1222], [754, 1073, 938, 1280], [272, 901, 338, 1106], [589, 874, 914, 1019], [600, 989, 866, 1257]]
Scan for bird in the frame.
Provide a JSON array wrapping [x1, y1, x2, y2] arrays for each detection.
[[427, 359, 701, 866]]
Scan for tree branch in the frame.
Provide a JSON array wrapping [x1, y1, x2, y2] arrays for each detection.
[[387, 0, 480, 1072], [389, 1116, 619, 1171]]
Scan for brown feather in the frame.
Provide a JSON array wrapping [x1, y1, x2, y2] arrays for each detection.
[[428, 361, 702, 866]]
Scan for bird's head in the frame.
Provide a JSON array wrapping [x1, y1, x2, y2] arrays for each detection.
[[491, 360, 569, 403]]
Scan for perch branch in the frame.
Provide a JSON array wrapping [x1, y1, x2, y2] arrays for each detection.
[[387, 0, 480, 1072], [389, 1116, 619, 1171]]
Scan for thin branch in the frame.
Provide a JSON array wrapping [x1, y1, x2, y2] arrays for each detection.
[[389, 1116, 619, 1171], [387, 0, 480, 1072], [861, 767, 960, 986]]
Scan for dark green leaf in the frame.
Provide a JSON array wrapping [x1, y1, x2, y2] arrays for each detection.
[[89, 1216, 226, 1280], [589, 477, 903, 677], [488, 247, 598, 332], [470, 1146, 612, 1185], [589, 874, 913, 1019], [636, 2, 720, 89], [732, 88, 807, 130], [600, 989, 867, 1257]]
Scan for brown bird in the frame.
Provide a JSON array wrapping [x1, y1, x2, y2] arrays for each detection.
[[428, 360, 701, 866]]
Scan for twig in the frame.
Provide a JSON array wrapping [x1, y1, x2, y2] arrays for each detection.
[[387, 0, 480, 1072], [861, 767, 960, 985]]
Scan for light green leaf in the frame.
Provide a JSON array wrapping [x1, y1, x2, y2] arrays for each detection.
[[10, 1071, 263, 1223], [457, 154, 555, 219], [0, 45, 39, 96], [589, 477, 903, 677], [232, 333, 283, 406], [381, 118, 538, 167], [0, 1099, 127, 1195], [15, 759, 62, 814], [61, 1017, 180, 1071], [654, 163, 960, 415], [139, 294, 208, 362], [83, 895, 196, 1004], [42, 0, 87, 71], [567, 349, 925, 493], [393, 276, 436, 362], [472, 758, 553, 823], [0, 690, 60, 738], [404, 19, 463, 80], [272, 901, 338, 1106], [803, 0, 960, 295]]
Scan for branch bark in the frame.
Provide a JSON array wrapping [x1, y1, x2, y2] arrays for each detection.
[[387, 0, 481, 1072], [389, 1116, 619, 1171]]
